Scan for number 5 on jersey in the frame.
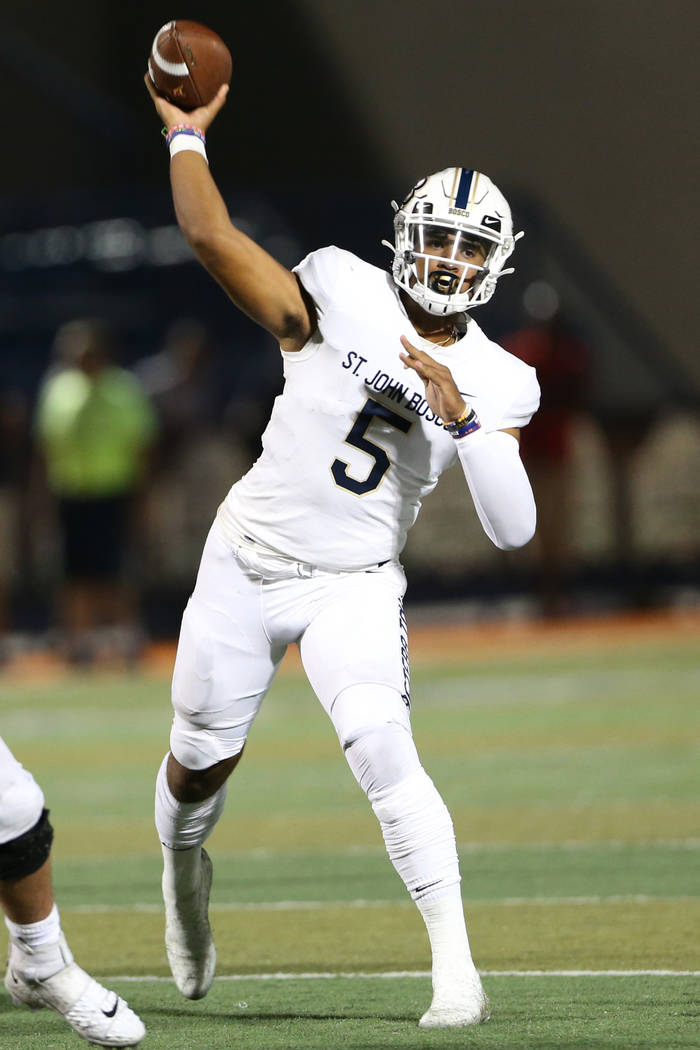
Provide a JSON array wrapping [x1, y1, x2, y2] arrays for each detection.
[[331, 398, 413, 496]]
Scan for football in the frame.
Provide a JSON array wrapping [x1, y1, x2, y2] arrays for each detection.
[[148, 20, 232, 110]]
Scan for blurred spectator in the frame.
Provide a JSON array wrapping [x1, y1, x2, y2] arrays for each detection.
[[134, 320, 250, 590], [33, 319, 157, 664], [0, 388, 32, 652], [503, 282, 591, 616], [134, 318, 224, 467], [223, 334, 284, 464]]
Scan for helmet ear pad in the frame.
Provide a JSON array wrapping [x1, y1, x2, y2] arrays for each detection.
[[385, 167, 521, 314]]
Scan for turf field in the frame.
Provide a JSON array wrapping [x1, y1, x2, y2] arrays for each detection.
[[1, 612, 698, 1049]]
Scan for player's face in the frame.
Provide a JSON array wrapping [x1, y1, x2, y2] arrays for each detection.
[[414, 225, 489, 297]]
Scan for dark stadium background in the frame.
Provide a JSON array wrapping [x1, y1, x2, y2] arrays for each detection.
[[2, 1, 699, 635]]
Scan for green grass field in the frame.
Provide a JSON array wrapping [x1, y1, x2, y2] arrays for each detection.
[[1, 618, 699, 1049]]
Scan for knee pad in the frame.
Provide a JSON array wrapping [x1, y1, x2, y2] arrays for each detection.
[[330, 684, 411, 752], [345, 722, 422, 802], [0, 809, 54, 880], [170, 713, 249, 771]]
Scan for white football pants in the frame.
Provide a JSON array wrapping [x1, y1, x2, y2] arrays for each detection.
[[169, 520, 412, 769], [0, 737, 45, 844], [164, 522, 463, 907]]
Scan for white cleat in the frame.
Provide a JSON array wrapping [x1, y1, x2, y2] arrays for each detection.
[[4, 934, 146, 1047], [163, 846, 216, 999], [418, 970, 491, 1028]]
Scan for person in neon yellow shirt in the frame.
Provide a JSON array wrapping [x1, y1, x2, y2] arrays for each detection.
[[35, 319, 157, 664]]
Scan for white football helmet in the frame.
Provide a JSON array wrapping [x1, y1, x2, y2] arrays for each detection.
[[384, 167, 523, 314]]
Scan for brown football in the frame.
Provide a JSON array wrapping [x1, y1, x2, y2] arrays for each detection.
[[148, 20, 232, 110]]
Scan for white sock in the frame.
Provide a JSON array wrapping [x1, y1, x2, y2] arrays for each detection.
[[5, 904, 71, 979], [417, 893, 479, 998], [154, 753, 226, 850], [370, 768, 461, 900], [162, 840, 206, 900], [345, 724, 477, 999], [345, 725, 461, 901], [5, 901, 61, 948]]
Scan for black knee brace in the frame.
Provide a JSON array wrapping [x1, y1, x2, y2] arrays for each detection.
[[0, 809, 54, 880]]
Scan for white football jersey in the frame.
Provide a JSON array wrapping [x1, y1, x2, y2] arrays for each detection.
[[218, 247, 540, 570]]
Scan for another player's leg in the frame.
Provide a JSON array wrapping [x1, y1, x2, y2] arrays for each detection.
[[155, 522, 284, 999], [0, 741, 145, 1047], [299, 571, 489, 1027]]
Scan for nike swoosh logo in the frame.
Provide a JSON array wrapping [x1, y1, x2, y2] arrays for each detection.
[[413, 879, 443, 894], [459, 391, 476, 397], [102, 996, 119, 1018]]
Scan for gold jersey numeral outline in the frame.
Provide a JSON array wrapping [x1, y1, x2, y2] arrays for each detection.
[[331, 398, 413, 496]]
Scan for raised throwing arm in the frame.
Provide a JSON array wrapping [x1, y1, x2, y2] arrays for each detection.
[[145, 76, 316, 352]]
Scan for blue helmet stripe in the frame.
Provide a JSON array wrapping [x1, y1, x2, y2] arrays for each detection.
[[454, 168, 474, 210]]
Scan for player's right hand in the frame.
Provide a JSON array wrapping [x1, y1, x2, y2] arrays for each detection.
[[144, 74, 229, 133], [399, 336, 467, 423]]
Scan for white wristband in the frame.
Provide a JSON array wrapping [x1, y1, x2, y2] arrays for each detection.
[[169, 133, 208, 164]]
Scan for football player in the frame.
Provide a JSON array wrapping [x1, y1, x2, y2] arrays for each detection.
[[1, 736, 145, 1046], [146, 76, 539, 1027]]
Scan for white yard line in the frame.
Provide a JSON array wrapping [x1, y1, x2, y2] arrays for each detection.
[[77, 838, 700, 864], [457, 837, 700, 852], [218, 838, 700, 858], [63, 893, 699, 914], [106, 969, 700, 982]]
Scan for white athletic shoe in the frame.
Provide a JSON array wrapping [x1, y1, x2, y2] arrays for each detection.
[[418, 969, 491, 1028], [4, 934, 146, 1047], [163, 846, 216, 999]]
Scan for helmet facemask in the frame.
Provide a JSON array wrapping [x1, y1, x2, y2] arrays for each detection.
[[383, 168, 522, 315]]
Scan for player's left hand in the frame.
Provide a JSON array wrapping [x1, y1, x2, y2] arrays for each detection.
[[399, 336, 466, 423]]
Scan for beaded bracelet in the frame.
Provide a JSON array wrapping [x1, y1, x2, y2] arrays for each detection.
[[163, 123, 206, 147], [161, 123, 208, 163], [444, 406, 482, 439]]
